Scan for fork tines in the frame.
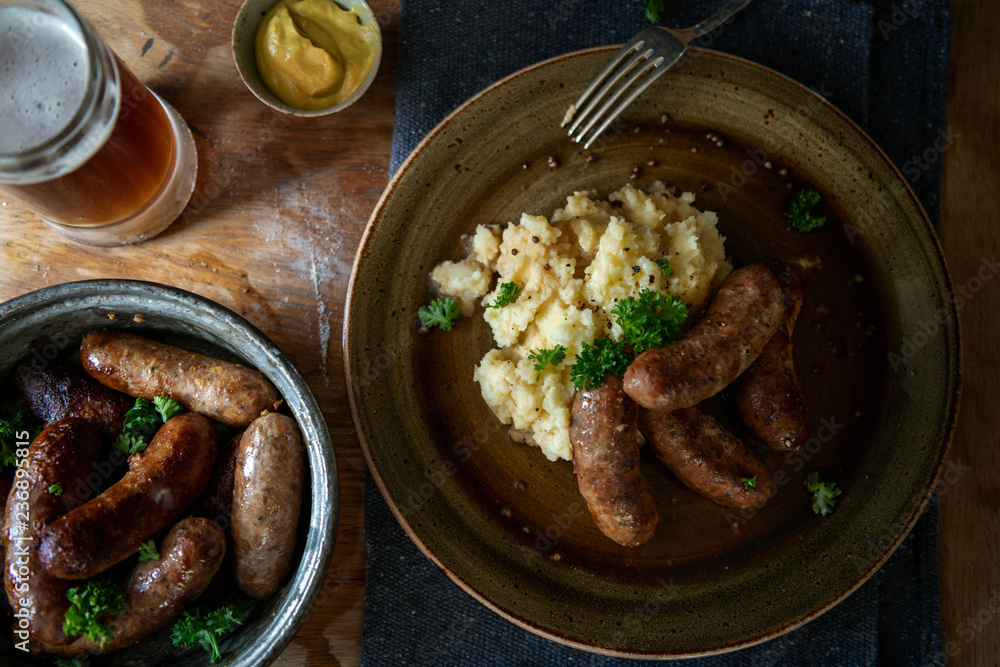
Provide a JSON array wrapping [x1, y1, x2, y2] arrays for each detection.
[[564, 38, 668, 149]]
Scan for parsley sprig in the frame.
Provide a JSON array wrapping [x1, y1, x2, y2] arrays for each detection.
[[741, 476, 757, 492], [570, 337, 631, 391], [636, 0, 664, 23], [138, 539, 160, 562], [806, 471, 842, 516], [787, 188, 826, 231], [121, 397, 160, 433], [419, 297, 462, 331], [113, 433, 148, 456], [112, 397, 184, 455], [62, 580, 126, 647], [0, 405, 40, 469], [171, 604, 243, 663], [527, 345, 566, 380], [486, 282, 523, 309], [113, 398, 159, 454], [570, 288, 689, 390], [154, 396, 184, 422], [655, 257, 673, 277], [611, 288, 687, 356]]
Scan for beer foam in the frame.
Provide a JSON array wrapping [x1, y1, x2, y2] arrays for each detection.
[[0, 7, 90, 154]]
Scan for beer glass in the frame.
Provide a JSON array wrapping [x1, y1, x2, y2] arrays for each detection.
[[0, 0, 197, 246]]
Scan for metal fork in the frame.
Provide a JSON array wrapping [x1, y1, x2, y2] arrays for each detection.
[[564, 0, 755, 149]]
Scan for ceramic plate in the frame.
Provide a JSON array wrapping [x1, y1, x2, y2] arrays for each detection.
[[344, 48, 959, 657]]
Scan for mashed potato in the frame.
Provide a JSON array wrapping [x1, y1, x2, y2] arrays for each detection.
[[431, 182, 731, 462]]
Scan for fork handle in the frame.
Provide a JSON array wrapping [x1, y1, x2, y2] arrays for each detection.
[[687, 0, 755, 40]]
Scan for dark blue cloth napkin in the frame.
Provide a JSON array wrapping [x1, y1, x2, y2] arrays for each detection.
[[363, 0, 950, 663]]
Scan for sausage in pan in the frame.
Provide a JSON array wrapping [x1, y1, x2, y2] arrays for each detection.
[[231, 412, 305, 597], [38, 412, 218, 580], [198, 430, 242, 529], [80, 330, 280, 427], [4, 418, 102, 646], [15, 363, 132, 437], [45, 516, 226, 657]]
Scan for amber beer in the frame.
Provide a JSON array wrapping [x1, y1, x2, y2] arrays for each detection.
[[6, 62, 174, 225], [0, 0, 197, 245]]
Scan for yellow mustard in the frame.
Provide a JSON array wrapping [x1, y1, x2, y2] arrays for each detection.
[[255, 0, 378, 110]]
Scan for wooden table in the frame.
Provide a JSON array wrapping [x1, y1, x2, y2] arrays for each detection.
[[0, 0, 996, 664]]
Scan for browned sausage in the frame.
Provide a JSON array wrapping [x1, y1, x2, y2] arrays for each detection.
[[623, 263, 785, 411], [44, 516, 226, 657], [231, 412, 305, 597], [15, 362, 132, 437], [198, 430, 242, 530], [569, 374, 658, 548], [731, 262, 808, 450], [39, 412, 218, 580], [80, 330, 280, 427], [639, 406, 771, 509], [192, 432, 241, 610], [4, 419, 102, 647]]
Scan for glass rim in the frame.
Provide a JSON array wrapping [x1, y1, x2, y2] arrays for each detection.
[[0, 0, 115, 176]]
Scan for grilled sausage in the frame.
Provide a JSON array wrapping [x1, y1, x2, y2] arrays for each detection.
[[15, 363, 132, 437], [80, 330, 280, 427], [639, 406, 771, 509], [731, 262, 808, 450], [570, 374, 658, 547], [231, 412, 305, 597], [39, 413, 218, 580], [45, 517, 226, 657], [623, 263, 785, 411], [198, 430, 242, 530], [4, 419, 102, 646]]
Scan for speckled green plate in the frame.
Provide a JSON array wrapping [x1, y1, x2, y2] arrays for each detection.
[[344, 47, 960, 658]]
